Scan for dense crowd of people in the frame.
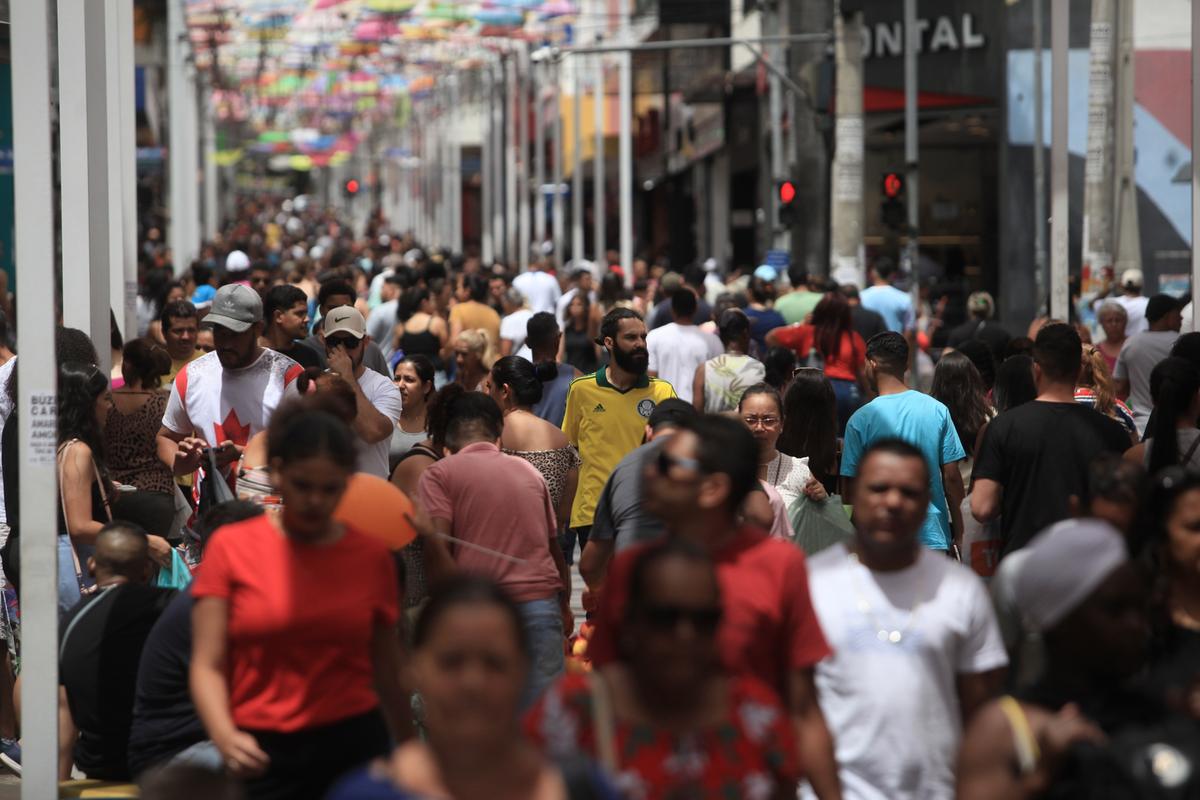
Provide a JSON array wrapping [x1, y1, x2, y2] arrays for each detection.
[[0, 196, 1195, 798]]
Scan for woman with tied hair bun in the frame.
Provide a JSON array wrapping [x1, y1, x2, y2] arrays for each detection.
[[486, 357, 581, 543]]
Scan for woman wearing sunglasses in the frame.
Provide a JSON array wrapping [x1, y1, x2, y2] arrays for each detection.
[[526, 538, 799, 800]]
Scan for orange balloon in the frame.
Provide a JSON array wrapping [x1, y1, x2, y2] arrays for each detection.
[[334, 473, 417, 549]]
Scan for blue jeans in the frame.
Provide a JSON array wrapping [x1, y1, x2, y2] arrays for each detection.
[[518, 596, 565, 709], [830, 378, 863, 435]]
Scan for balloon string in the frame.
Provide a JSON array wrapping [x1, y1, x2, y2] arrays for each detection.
[[433, 531, 530, 565]]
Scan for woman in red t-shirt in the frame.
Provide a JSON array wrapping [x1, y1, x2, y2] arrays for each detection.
[[191, 398, 408, 800], [525, 538, 800, 799], [766, 293, 866, 433]]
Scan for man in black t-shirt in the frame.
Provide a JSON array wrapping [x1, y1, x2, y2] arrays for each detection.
[[59, 522, 175, 780], [127, 501, 263, 777], [971, 323, 1130, 556]]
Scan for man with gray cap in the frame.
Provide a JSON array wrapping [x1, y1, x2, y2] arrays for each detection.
[[323, 306, 403, 478], [157, 284, 304, 481]]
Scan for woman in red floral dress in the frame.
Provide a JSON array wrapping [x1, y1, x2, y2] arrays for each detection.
[[525, 539, 799, 800]]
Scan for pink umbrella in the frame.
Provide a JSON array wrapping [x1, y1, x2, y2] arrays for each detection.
[[314, 0, 351, 9], [354, 18, 399, 41]]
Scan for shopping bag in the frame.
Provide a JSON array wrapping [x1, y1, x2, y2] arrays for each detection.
[[788, 494, 854, 556]]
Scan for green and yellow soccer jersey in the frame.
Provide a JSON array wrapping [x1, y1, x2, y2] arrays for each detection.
[[562, 369, 677, 528]]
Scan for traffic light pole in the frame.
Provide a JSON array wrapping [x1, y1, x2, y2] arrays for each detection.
[[903, 0, 920, 307]]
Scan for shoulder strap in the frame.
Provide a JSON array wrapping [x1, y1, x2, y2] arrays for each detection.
[[997, 696, 1040, 775], [588, 673, 618, 774], [1182, 434, 1200, 466]]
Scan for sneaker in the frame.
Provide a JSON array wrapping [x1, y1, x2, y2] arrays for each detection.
[[0, 739, 20, 775]]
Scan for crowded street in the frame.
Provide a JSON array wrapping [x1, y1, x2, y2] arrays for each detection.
[[0, 0, 1199, 798]]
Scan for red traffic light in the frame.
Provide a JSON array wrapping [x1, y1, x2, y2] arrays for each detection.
[[345, 178, 360, 195], [778, 181, 797, 205], [883, 172, 903, 199]]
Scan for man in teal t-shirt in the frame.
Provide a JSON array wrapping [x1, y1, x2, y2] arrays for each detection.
[[840, 332, 966, 550]]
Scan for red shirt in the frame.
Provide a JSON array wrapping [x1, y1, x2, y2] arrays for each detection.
[[589, 526, 831, 695], [525, 672, 800, 798], [418, 442, 563, 603], [191, 516, 399, 732], [772, 324, 865, 382]]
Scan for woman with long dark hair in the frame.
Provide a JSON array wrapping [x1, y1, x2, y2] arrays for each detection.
[[766, 293, 866, 432], [930, 350, 993, 485], [991, 355, 1037, 413], [59, 363, 171, 613], [1136, 468, 1200, 711], [394, 287, 448, 379], [560, 293, 599, 375], [777, 368, 840, 494], [1126, 357, 1200, 474], [191, 400, 409, 800]]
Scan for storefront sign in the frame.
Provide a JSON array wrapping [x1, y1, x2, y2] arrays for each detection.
[[863, 13, 986, 59]]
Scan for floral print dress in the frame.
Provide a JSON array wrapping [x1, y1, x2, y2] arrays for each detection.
[[525, 672, 799, 800]]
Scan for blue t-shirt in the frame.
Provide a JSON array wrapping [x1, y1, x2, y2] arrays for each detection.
[[840, 390, 966, 550], [744, 307, 787, 358], [859, 285, 915, 333], [532, 362, 575, 428]]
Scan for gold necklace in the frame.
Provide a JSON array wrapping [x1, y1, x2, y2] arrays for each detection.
[[847, 550, 927, 645]]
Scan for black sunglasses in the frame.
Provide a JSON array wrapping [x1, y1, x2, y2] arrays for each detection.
[[640, 604, 722, 636], [655, 450, 705, 477], [326, 335, 361, 350]]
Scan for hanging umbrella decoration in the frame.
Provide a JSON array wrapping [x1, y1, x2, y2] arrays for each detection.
[[183, 0, 581, 183]]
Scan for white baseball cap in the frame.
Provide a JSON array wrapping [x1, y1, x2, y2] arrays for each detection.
[[225, 250, 251, 273]]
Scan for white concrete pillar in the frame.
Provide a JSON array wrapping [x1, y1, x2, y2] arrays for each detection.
[[59, 0, 113, 372]]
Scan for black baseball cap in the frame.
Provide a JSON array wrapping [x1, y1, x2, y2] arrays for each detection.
[[1146, 293, 1182, 323], [648, 398, 699, 431]]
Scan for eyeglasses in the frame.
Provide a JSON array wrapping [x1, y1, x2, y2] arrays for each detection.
[[326, 335, 361, 350], [640, 604, 722, 636], [742, 415, 780, 429], [655, 450, 705, 477]]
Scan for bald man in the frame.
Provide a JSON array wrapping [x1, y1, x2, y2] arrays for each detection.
[[60, 522, 176, 781]]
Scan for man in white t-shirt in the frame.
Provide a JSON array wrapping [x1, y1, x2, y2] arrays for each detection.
[[324, 306, 404, 478], [157, 284, 304, 480], [512, 259, 562, 316], [499, 288, 535, 356], [646, 289, 722, 404], [1094, 269, 1150, 336], [804, 439, 1007, 800]]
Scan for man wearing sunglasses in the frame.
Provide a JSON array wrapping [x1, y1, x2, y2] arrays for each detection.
[[323, 306, 403, 479], [588, 414, 843, 800]]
